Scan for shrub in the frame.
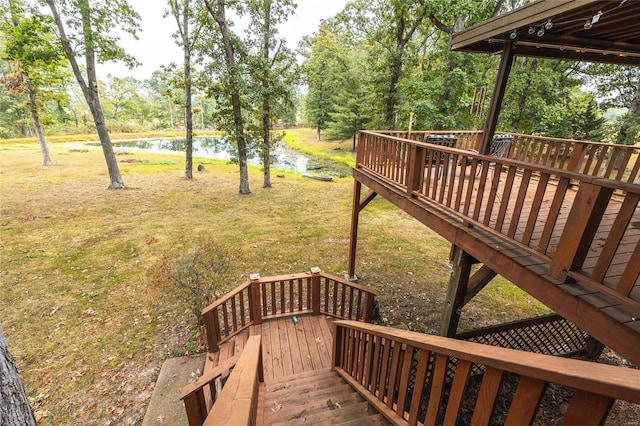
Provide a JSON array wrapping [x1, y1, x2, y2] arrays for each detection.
[[151, 240, 244, 324]]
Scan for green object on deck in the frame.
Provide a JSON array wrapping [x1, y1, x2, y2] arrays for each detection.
[[292, 316, 298, 324]]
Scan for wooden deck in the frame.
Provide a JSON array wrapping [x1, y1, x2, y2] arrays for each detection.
[[207, 315, 334, 381], [350, 131, 640, 366]]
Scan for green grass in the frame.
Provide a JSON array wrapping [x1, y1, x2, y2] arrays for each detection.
[[0, 133, 549, 424], [283, 129, 357, 168]]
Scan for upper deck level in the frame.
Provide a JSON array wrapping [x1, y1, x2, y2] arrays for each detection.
[[348, 129, 640, 365]]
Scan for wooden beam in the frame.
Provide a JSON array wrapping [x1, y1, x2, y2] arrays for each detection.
[[441, 246, 474, 337], [463, 265, 498, 305], [481, 42, 515, 154], [450, 0, 602, 53], [347, 180, 363, 279]]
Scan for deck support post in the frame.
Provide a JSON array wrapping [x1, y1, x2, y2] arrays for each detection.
[[347, 179, 377, 280], [311, 269, 321, 315], [249, 275, 262, 326], [441, 246, 475, 337], [480, 41, 515, 154], [203, 308, 222, 353]]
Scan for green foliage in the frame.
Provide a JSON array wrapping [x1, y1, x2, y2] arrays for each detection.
[[53, 0, 141, 68], [303, 24, 349, 135]]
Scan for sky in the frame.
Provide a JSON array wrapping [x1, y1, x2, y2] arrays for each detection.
[[97, 0, 349, 80]]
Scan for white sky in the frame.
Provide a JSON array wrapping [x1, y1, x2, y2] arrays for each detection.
[[98, 0, 349, 80]]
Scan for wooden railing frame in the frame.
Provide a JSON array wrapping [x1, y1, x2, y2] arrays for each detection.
[[180, 335, 263, 426], [201, 269, 377, 353], [179, 354, 241, 426], [204, 335, 262, 426], [371, 129, 640, 184], [356, 131, 640, 315], [332, 320, 640, 426]]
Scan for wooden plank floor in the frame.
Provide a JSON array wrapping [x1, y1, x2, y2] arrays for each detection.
[[209, 315, 334, 381]]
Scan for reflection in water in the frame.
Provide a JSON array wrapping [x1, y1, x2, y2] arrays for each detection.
[[109, 137, 321, 173]]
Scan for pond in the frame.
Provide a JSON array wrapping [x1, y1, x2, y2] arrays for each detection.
[[103, 137, 352, 178]]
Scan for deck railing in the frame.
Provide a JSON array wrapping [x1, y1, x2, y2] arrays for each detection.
[[180, 335, 263, 426], [202, 269, 376, 353], [371, 130, 640, 183], [357, 131, 640, 315], [333, 320, 640, 426]]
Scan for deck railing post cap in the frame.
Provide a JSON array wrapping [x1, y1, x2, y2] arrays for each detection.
[[310, 267, 321, 274], [250, 273, 260, 281]]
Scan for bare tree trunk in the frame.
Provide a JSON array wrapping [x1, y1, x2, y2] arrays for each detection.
[[24, 77, 53, 165], [8, 2, 53, 166], [261, 2, 272, 189], [0, 325, 37, 426], [47, 0, 125, 189], [168, 101, 175, 129], [183, 0, 194, 179], [205, 0, 250, 194]]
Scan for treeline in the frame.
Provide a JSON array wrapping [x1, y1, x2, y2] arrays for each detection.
[[1, 0, 639, 189]]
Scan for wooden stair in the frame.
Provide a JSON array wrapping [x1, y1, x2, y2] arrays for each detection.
[[259, 367, 389, 425]]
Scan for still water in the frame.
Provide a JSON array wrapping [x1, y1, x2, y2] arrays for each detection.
[[106, 137, 351, 177]]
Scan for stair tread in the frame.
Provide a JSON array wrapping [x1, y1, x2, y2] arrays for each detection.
[[266, 398, 374, 425], [264, 367, 333, 385], [336, 413, 390, 425], [264, 376, 346, 398], [264, 389, 364, 421]]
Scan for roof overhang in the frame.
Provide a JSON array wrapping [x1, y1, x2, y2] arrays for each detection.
[[450, 0, 640, 66]]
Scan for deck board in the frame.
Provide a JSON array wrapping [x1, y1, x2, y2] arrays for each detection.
[[209, 315, 334, 381]]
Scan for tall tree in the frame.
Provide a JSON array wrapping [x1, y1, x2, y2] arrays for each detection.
[[203, 0, 251, 194], [343, 0, 431, 129], [0, 325, 36, 426], [168, 0, 202, 179], [325, 48, 373, 140], [45, 0, 140, 189], [2, 1, 67, 165], [303, 25, 348, 140], [246, 0, 296, 188]]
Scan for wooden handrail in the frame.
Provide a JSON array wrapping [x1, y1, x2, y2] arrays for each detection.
[[332, 320, 640, 426], [204, 335, 263, 426], [201, 269, 377, 353], [179, 355, 241, 426], [362, 130, 640, 184]]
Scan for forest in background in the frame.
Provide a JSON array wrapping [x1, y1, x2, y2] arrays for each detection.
[[1, 0, 639, 144]]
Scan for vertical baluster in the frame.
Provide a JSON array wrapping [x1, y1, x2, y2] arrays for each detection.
[[230, 297, 237, 335]]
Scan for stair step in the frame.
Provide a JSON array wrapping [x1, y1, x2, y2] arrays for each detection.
[[337, 413, 391, 425], [264, 387, 364, 422], [261, 368, 384, 425], [267, 400, 378, 425], [265, 367, 333, 385], [264, 376, 346, 397], [265, 381, 352, 403]]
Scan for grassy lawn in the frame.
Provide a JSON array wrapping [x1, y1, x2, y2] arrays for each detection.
[[0, 131, 550, 424]]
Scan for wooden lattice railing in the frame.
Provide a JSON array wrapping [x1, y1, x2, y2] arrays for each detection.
[[333, 320, 640, 426], [371, 130, 640, 183], [356, 131, 640, 317], [201, 269, 376, 353], [180, 335, 263, 426]]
